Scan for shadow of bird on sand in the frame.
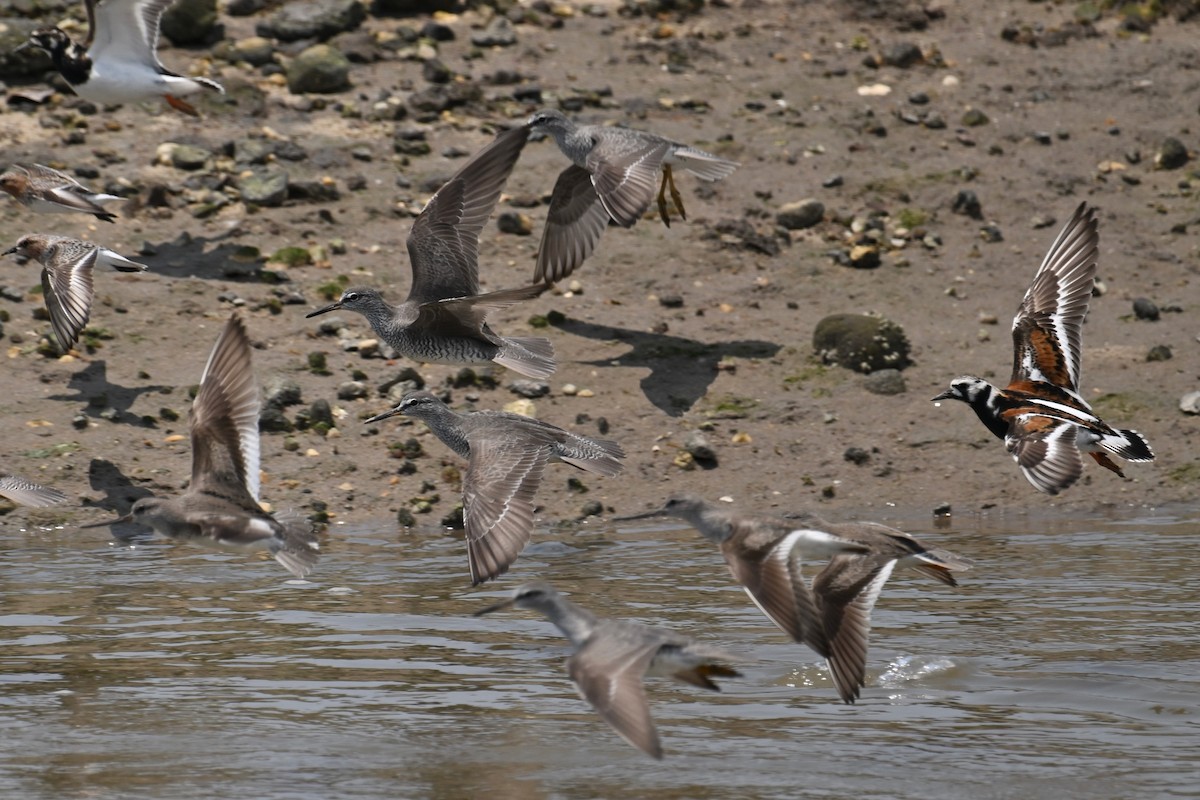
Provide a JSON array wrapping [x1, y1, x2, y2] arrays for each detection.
[[47, 360, 173, 428], [140, 229, 294, 282], [550, 316, 781, 416], [84, 458, 155, 541]]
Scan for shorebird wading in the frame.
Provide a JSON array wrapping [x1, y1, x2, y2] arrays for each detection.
[[934, 202, 1154, 494], [20, 0, 224, 117], [306, 124, 555, 379], [82, 314, 320, 578], [474, 581, 741, 759]]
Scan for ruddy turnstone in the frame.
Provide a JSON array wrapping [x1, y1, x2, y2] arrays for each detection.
[[474, 581, 740, 759], [0, 163, 120, 222], [20, 0, 224, 117], [365, 391, 624, 585], [0, 474, 68, 507], [934, 202, 1155, 494], [3, 233, 148, 353], [620, 494, 972, 704], [82, 314, 321, 578], [526, 108, 739, 284], [306, 123, 556, 379]]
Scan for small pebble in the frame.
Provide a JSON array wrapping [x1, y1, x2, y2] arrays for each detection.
[[579, 500, 603, 518], [658, 293, 684, 308], [684, 432, 718, 466], [496, 211, 533, 235], [844, 447, 870, 465], [337, 381, 369, 400], [1180, 391, 1200, 415], [979, 224, 1003, 243], [961, 108, 989, 127], [1155, 136, 1189, 170], [776, 198, 825, 230], [503, 399, 536, 417], [952, 189, 982, 219], [1146, 345, 1172, 362], [863, 369, 906, 395], [508, 380, 550, 398], [1133, 297, 1160, 321]]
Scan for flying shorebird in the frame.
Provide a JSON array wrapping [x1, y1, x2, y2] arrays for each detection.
[[82, 313, 320, 578], [306, 124, 555, 379], [0, 163, 120, 222], [3, 233, 148, 353], [365, 391, 624, 584], [19, 0, 224, 117], [620, 493, 972, 704], [474, 581, 741, 759], [933, 202, 1155, 494], [0, 474, 68, 507], [526, 108, 739, 284]]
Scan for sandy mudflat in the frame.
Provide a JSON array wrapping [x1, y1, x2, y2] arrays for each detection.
[[1, 0, 1196, 543]]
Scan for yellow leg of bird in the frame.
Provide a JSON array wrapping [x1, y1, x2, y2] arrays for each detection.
[[656, 170, 672, 227], [666, 165, 686, 222]]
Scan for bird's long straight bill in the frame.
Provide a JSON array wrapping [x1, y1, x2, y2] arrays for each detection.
[[364, 407, 403, 424], [472, 598, 517, 617], [79, 512, 134, 529], [612, 507, 666, 522], [305, 301, 342, 318]]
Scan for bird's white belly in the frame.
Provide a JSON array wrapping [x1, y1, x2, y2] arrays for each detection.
[[78, 61, 194, 103], [77, 63, 163, 103], [211, 517, 278, 552], [28, 198, 80, 215]]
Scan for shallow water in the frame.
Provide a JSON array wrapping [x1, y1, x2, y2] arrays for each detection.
[[1, 508, 1197, 800]]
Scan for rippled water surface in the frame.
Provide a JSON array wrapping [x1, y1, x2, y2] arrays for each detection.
[[2, 508, 1197, 799]]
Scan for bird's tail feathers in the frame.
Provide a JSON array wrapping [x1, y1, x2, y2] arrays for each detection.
[[496, 336, 556, 379], [269, 517, 320, 578], [196, 77, 225, 94], [908, 548, 972, 586], [673, 662, 740, 691], [672, 148, 739, 181], [559, 435, 625, 477], [1101, 430, 1155, 462]]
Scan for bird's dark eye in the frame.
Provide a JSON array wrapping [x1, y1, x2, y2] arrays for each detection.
[[345, 292, 359, 302]]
